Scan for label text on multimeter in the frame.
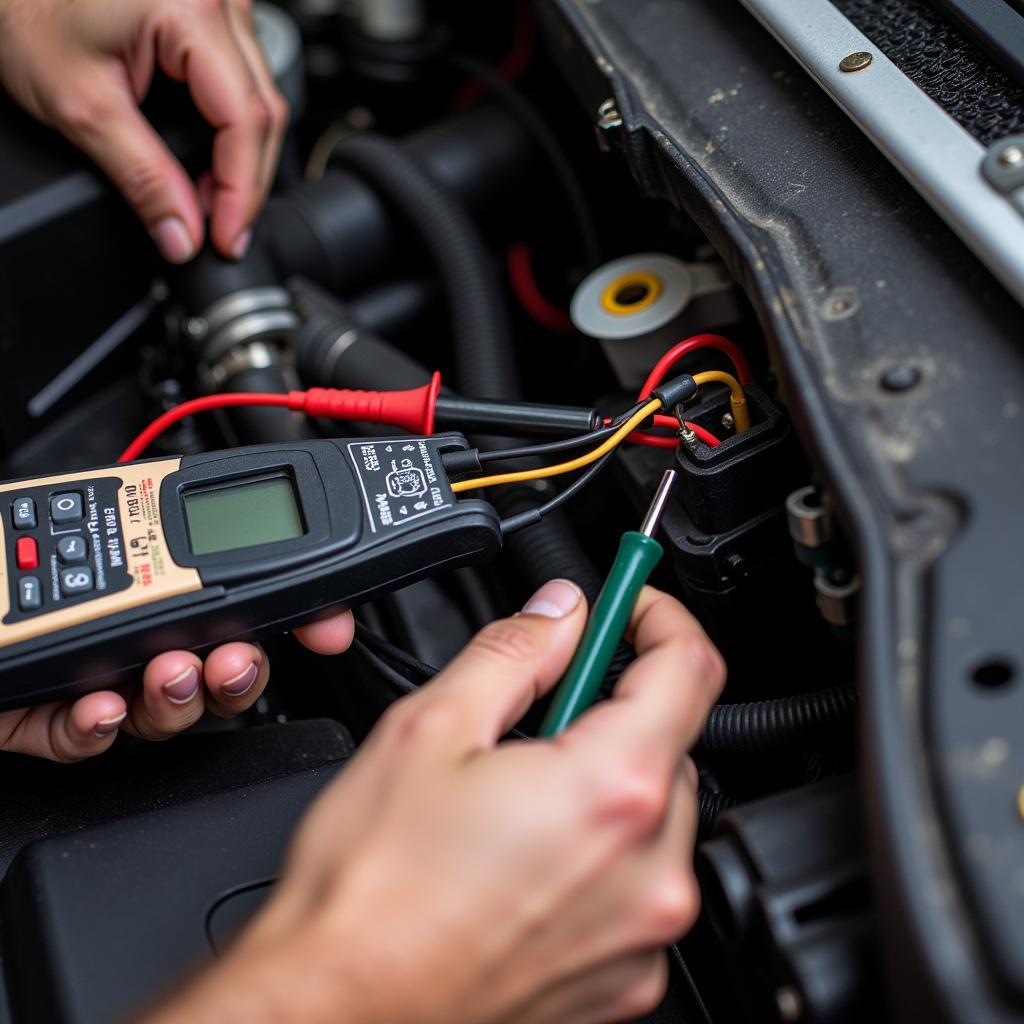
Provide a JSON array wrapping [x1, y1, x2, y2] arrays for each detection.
[[348, 439, 454, 534]]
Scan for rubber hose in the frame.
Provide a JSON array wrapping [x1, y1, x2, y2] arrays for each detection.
[[329, 132, 518, 399], [328, 133, 606, 600], [697, 684, 856, 759], [697, 788, 738, 841]]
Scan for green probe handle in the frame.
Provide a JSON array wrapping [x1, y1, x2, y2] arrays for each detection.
[[539, 531, 664, 736]]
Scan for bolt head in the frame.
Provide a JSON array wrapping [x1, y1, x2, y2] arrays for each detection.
[[998, 144, 1024, 169], [880, 364, 921, 393], [839, 51, 873, 73], [721, 412, 735, 430]]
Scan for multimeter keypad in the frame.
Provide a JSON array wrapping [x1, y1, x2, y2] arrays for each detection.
[[4, 480, 131, 624], [17, 577, 42, 611], [50, 492, 84, 525], [59, 567, 94, 596], [11, 498, 36, 531], [57, 535, 88, 563], [16, 536, 38, 570]]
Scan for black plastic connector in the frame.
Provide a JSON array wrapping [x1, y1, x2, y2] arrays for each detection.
[[674, 383, 797, 535], [441, 448, 483, 479]]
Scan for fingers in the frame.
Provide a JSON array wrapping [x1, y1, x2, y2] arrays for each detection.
[[48, 72, 203, 263], [0, 691, 128, 763], [154, 2, 285, 258], [122, 640, 269, 739], [202, 642, 269, 717], [391, 579, 588, 758], [224, 0, 289, 197], [293, 610, 356, 655], [567, 587, 725, 767], [122, 650, 206, 740]]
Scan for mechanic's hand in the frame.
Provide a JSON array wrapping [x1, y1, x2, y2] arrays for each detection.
[[0, 611, 354, 763], [0, 0, 288, 262], [147, 582, 725, 1024]]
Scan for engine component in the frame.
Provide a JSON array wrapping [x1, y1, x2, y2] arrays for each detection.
[[570, 253, 736, 389], [696, 777, 880, 1024], [355, 0, 426, 42]]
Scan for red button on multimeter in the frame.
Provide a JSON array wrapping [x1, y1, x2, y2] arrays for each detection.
[[16, 536, 38, 571]]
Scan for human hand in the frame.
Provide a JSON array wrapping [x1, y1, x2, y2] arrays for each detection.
[[0, 611, 354, 762], [149, 581, 725, 1024], [0, 0, 288, 263]]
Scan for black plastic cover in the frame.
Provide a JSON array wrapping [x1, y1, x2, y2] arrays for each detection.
[[0, 718, 354, 1024]]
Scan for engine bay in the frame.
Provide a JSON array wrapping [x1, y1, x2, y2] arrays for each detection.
[[1, 2, 1023, 1022]]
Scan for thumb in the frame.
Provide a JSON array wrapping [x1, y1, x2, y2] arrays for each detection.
[[412, 579, 588, 757], [53, 72, 203, 263]]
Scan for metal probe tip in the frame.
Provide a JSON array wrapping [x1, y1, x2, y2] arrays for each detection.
[[639, 469, 677, 537]]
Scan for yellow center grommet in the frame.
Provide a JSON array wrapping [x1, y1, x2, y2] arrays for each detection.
[[600, 271, 662, 315]]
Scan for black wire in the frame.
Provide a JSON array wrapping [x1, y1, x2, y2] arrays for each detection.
[[479, 397, 652, 465], [356, 631, 530, 740], [479, 423, 618, 464], [359, 629, 438, 681], [448, 53, 602, 268], [499, 449, 617, 536], [350, 638, 419, 698]]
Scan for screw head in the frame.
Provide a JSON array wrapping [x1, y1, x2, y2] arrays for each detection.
[[998, 144, 1024, 169], [721, 412, 735, 430], [880, 364, 921, 393], [839, 51, 873, 72]]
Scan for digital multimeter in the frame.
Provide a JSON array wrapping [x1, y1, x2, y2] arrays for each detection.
[[0, 434, 501, 711]]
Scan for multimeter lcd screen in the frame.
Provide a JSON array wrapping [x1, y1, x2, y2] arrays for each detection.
[[184, 476, 304, 555]]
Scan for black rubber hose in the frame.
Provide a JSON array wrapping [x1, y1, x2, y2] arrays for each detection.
[[696, 685, 857, 759], [327, 133, 607, 600], [448, 54, 601, 269], [329, 132, 518, 399], [697, 789, 739, 841]]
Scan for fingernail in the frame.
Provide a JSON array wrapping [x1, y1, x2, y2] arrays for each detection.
[[221, 662, 258, 697], [93, 712, 126, 738], [152, 217, 195, 264], [231, 229, 253, 260], [163, 665, 200, 705], [522, 579, 582, 619]]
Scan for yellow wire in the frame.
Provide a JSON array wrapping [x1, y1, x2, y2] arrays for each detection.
[[692, 370, 750, 433], [451, 399, 663, 493]]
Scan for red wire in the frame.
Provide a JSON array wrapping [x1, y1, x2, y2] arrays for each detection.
[[453, 1, 536, 110], [118, 393, 295, 463], [605, 415, 721, 449], [638, 334, 752, 400], [120, 336, 746, 462], [507, 243, 573, 333]]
